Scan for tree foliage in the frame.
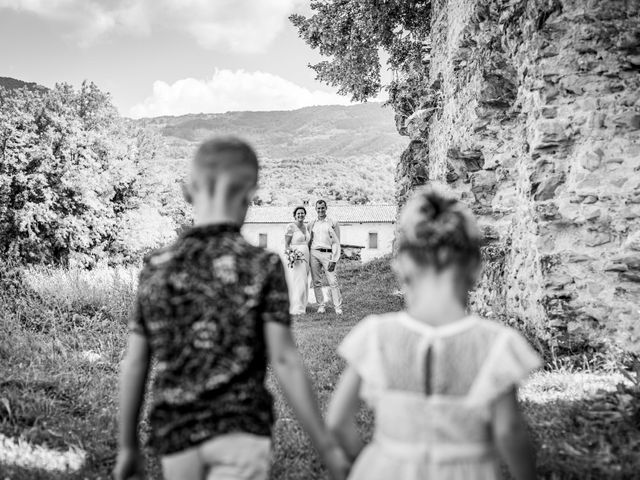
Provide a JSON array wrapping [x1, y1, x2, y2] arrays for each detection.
[[0, 82, 157, 266], [290, 1, 432, 115]]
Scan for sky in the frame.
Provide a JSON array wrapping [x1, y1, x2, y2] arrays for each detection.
[[0, 0, 382, 118]]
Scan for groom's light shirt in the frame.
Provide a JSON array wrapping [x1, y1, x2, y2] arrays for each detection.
[[310, 217, 341, 262]]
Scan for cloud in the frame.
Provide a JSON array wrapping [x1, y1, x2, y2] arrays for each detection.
[[128, 70, 354, 118], [0, 0, 303, 52]]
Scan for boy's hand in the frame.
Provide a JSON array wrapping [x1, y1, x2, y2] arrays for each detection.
[[322, 443, 351, 480], [328, 262, 336, 272], [113, 447, 144, 480]]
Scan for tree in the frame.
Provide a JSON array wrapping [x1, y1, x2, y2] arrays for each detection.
[[290, 1, 432, 115], [0, 82, 157, 266]]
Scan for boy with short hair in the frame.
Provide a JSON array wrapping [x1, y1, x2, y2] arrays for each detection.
[[113, 137, 349, 480]]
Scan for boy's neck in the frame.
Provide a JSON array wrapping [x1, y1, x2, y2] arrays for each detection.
[[193, 200, 245, 227]]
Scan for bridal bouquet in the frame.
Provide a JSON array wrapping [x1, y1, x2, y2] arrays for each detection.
[[285, 249, 306, 268]]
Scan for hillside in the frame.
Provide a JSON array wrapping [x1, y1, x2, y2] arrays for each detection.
[[0, 76, 47, 92], [136, 103, 407, 206]]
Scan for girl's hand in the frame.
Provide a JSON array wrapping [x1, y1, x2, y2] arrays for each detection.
[[321, 443, 351, 480], [113, 447, 144, 480]]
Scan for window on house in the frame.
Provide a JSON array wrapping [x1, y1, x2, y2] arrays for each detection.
[[259, 233, 268, 248], [369, 232, 378, 249]]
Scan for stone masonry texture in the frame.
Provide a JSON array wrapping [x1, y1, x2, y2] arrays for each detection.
[[397, 0, 640, 353]]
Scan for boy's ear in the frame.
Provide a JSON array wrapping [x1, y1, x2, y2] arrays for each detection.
[[181, 181, 194, 205], [246, 185, 258, 204]]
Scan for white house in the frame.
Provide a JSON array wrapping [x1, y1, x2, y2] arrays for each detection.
[[242, 204, 397, 262]]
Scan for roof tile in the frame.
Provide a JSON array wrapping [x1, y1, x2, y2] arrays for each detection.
[[245, 205, 397, 224]]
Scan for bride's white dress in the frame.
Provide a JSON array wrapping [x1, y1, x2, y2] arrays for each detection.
[[286, 223, 310, 315]]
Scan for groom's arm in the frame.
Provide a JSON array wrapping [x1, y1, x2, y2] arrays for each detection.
[[332, 220, 341, 241], [329, 227, 341, 267]]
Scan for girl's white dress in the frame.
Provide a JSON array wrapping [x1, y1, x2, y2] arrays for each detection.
[[338, 312, 542, 480], [285, 223, 310, 315]]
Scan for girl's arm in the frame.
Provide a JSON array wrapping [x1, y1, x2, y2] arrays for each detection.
[[266, 322, 350, 480], [327, 366, 365, 461], [491, 387, 537, 480]]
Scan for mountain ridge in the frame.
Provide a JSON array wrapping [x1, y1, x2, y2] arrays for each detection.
[[137, 102, 407, 208]]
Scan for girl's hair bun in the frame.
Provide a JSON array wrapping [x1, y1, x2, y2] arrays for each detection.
[[397, 184, 481, 275]]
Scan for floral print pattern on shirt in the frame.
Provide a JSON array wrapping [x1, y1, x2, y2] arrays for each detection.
[[129, 223, 291, 455]]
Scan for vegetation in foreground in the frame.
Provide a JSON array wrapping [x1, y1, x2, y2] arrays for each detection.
[[0, 259, 639, 479]]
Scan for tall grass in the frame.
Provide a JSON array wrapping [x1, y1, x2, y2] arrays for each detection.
[[1, 259, 639, 479], [22, 265, 138, 321]]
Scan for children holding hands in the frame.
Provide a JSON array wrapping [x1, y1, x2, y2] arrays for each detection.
[[114, 135, 539, 480]]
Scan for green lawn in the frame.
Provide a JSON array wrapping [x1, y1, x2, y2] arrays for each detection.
[[0, 259, 638, 479]]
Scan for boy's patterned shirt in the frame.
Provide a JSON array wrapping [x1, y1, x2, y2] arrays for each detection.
[[129, 223, 290, 455]]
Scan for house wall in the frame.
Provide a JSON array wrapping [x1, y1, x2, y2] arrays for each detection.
[[340, 222, 395, 262], [241, 222, 396, 262]]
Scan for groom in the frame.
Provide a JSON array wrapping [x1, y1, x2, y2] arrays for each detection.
[[309, 199, 343, 315]]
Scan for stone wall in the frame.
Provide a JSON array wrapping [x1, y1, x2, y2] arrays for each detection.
[[397, 0, 640, 353]]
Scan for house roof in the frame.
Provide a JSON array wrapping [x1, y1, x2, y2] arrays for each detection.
[[245, 204, 397, 224]]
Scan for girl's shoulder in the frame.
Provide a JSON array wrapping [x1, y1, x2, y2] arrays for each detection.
[[469, 318, 543, 402]]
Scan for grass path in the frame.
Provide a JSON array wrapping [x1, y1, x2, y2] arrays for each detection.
[[1, 259, 638, 479]]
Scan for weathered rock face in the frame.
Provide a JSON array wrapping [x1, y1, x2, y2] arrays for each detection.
[[397, 0, 640, 353]]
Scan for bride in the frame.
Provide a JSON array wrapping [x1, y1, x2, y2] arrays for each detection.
[[284, 206, 310, 315]]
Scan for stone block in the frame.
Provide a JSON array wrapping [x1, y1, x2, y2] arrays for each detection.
[[545, 272, 574, 290], [612, 112, 640, 129], [604, 263, 628, 272], [624, 231, 640, 251], [580, 148, 604, 171], [621, 206, 640, 219], [621, 271, 640, 282], [491, 186, 519, 212], [583, 206, 602, 221], [585, 231, 612, 247], [447, 147, 484, 172], [536, 201, 560, 220], [534, 173, 566, 201], [530, 120, 569, 151], [471, 170, 497, 204], [406, 109, 435, 141]]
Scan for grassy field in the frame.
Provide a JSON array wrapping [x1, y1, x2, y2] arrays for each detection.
[[1, 259, 639, 479]]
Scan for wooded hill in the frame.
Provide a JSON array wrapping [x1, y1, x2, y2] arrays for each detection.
[[135, 102, 407, 206]]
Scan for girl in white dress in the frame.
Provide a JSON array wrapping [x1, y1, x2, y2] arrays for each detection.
[[285, 206, 311, 315], [327, 185, 541, 480]]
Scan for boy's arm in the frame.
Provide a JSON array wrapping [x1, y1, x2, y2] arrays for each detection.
[[326, 366, 364, 461], [113, 332, 150, 480], [491, 387, 537, 480], [265, 322, 350, 480], [118, 332, 150, 449]]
